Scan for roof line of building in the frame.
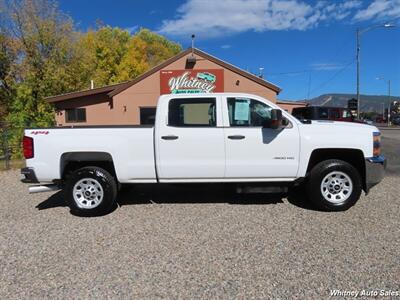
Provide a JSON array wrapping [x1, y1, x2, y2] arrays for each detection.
[[46, 47, 282, 103], [276, 100, 308, 105], [107, 49, 192, 97], [45, 81, 128, 103], [109, 47, 281, 97], [191, 48, 281, 93]]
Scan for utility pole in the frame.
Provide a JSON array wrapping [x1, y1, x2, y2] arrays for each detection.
[[377, 77, 392, 127], [356, 28, 360, 119], [388, 79, 391, 127]]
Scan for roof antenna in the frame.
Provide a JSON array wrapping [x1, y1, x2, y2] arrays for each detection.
[[258, 67, 264, 79], [186, 34, 197, 67], [191, 34, 195, 53]]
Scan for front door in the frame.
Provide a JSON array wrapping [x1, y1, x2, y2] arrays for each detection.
[[223, 97, 300, 179], [156, 97, 225, 181]]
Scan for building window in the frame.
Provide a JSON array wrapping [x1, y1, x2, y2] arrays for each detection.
[[66, 108, 86, 123], [168, 98, 216, 127], [140, 107, 157, 125]]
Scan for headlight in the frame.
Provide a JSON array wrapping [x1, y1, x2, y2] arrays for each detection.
[[373, 132, 381, 157]]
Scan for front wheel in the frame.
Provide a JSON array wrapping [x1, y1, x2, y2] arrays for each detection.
[[308, 159, 362, 211], [65, 166, 117, 216]]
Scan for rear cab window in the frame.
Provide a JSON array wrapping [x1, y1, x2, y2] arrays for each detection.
[[168, 98, 216, 127]]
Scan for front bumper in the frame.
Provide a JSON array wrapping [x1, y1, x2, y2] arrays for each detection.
[[365, 156, 386, 193], [20, 167, 39, 184]]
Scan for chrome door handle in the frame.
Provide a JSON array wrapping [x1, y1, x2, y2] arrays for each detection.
[[228, 135, 245, 140], [161, 135, 179, 140]]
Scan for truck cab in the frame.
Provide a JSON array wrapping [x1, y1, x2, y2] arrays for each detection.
[[155, 94, 300, 181]]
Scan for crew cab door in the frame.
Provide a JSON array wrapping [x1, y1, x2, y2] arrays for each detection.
[[155, 96, 225, 181], [223, 96, 300, 179]]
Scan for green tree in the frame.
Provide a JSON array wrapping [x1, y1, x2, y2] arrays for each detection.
[[78, 26, 131, 87], [0, 32, 15, 121], [0, 0, 89, 157], [77, 27, 181, 86], [1, 0, 87, 128], [117, 29, 181, 81]]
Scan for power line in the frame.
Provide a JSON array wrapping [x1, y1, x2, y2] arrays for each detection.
[[266, 70, 310, 76], [308, 60, 355, 97]]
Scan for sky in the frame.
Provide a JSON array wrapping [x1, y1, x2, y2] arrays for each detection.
[[58, 0, 400, 100]]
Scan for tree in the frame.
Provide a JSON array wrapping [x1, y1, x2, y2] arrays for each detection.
[[117, 29, 181, 82], [0, 0, 89, 157], [78, 27, 182, 85], [0, 32, 15, 121], [1, 0, 87, 127], [77, 26, 131, 87]]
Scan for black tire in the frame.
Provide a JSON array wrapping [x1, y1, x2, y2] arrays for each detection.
[[65, 166, 117, 216], [307, 159, 362, 211]]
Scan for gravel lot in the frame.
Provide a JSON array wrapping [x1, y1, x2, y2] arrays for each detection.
[[1, 131, 399, 299]]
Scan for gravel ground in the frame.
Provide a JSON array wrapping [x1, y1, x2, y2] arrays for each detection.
[[0, 169, 399, 299]]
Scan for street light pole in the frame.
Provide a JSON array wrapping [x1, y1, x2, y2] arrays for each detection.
[[355, 23, 395, 120], [376, 77, 392, 126], [356, 29, 360, 119], [388, 79, 391, 126]]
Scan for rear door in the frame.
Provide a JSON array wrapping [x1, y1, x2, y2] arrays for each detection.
[[156, 96, 225, 181]]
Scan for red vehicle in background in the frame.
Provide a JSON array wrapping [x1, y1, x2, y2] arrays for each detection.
[[292, 106, 362, 123]]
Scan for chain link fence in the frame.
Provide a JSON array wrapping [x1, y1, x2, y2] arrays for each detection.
[[0, 122, 26, 170]]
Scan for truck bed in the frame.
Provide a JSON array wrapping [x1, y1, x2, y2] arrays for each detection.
[[25, 127, 157, 183]]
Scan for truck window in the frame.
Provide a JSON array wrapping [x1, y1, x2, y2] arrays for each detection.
[[317, 108, 329, 119], [168, 98, 216, 127], [140, 107, 156, 125], [292, 107, 311, 120], [227, 97, 272, 127], [342, 109, 352, 119], [329, 108, 340, 119]]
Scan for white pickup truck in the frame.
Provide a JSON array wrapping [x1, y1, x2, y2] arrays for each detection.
[[21, 93, 386, 216]]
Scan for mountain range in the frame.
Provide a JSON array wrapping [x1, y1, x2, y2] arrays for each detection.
[[303, 94, 399, 112]]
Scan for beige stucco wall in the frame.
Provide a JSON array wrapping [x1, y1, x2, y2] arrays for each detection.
[[54, 93, 115, 126], [55, 52, 279, 126]]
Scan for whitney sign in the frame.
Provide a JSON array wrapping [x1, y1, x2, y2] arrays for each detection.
[[160, 69, 224, 94]]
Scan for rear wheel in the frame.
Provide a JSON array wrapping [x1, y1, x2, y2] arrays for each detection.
[[308, 159, 362, 211], [65, 166, 117, 216]]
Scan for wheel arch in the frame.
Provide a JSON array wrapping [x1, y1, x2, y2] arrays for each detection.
[[306, 148, 366, 191], [60, 152, 117, 181]]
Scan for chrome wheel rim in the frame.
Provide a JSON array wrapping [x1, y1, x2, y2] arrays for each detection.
[[320, 171, 353, 204], [73, 178, 104, 209]]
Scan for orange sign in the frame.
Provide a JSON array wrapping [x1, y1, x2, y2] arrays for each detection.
[[160, 69, 224, 95]]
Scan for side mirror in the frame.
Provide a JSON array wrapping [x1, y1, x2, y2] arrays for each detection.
[[263, 109, 282, 129]]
